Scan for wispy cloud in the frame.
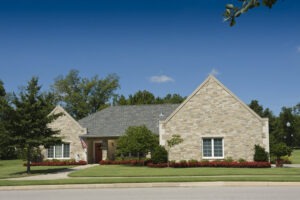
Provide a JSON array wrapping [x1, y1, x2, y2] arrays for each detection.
[[149, 75, 174, 83], [209, 68, 220, 76], [297, 46, 300, 53]]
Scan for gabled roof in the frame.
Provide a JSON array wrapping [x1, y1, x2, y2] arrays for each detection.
[[78, 104, 179, 137], [49, 105, 87, 133], [162, 75, 267, 124]]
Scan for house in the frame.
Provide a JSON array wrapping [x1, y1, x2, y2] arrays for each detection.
[[44, 75, 269, 163], [159, 75, 269, 161]]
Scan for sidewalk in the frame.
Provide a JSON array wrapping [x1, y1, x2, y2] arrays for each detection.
[[7, 164, 98, 180]]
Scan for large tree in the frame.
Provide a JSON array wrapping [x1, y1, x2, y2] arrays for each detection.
[[116, 125, 158, 160], [115, 90, 186, 106], [224, 0, 278, 26], [52, 69, 120, 120], [0, 80, 16, 159], [8, 77, 62, 173]]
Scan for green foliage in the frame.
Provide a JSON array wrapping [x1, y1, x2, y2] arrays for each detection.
[[115, 90, 186, 105], [253, 145, 269, 162], [151, 145, 168, 164], [8, 77, 62, 173], [116, 125, 158, 159], [0, 80, 18, 159], [167, 134, 184, 149], [53, 69, 120, 120], [271, 142, 292, 159], [224, 0, 277, 26]]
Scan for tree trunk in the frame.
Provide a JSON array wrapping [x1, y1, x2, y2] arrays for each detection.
[[26, 147, 31, 174]]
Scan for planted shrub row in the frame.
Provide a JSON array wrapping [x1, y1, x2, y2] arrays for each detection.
[[99, 160, 271, 168], [25, 160, 87, 166]]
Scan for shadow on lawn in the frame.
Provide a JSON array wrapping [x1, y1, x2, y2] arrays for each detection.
[[12, 167, 76, 176]]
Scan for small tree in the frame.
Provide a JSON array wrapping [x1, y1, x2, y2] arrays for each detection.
[[166, 134, 183, 167], [253, 144, 269, 162], [116, 125, 158, 160], [271, 142, 292, 167], [8, 77, 62, 173], [151, 145, 168, 164]]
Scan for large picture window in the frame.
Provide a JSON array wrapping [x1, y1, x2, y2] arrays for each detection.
[[47, 143, 70, 159], [202, 138, 223, 159]]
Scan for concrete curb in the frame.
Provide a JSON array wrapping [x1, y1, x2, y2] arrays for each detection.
[[1, 182, 300, 191]]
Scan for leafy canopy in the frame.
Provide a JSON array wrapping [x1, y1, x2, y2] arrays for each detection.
[[116, 125, 158, 158], [53, 69, 119, 120], [224, 0, 278, 26]]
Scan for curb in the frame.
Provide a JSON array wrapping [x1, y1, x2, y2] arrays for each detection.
[[1, 182, 300, 191]]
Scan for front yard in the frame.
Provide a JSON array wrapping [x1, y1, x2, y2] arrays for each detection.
[[0, 160, 75, 179], [69, 165, 300, 177]]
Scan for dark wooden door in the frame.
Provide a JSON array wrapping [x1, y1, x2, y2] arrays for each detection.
[[95, 143, 102, 163]]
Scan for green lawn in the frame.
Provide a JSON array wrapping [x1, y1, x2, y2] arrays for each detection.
[[0, 159, 75, 179], [291, 149, 300, 164], [69, 165, 300, 177]]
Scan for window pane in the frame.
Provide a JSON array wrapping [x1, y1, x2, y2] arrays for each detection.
[[47, 146, 54, 158], [213, 138, 223, 157], [203, 139, 212, 157], [63, 144, 70, 158], [55, 144, 62, 158]]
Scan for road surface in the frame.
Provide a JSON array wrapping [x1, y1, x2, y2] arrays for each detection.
[[1, 186, 300, 200]]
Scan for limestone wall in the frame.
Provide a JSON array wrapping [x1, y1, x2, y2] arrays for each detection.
[[160, 77, 269, 161], [42, 106, 87, 161]]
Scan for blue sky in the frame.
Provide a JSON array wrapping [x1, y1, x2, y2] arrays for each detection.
[[0, 0, 299, 115]]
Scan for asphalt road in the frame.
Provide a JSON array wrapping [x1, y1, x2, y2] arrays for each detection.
[[1, 186, 300, 200]]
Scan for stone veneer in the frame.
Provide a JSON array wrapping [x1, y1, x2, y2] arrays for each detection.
[[160, 76, 269, 162], [42, 106, 87, 161]]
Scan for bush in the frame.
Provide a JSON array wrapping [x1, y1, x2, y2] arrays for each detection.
[[254, 144, 269, 162], [25, 160, 87, 166], [151, 145, 168, 164]]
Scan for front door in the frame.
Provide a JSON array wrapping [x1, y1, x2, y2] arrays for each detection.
[[94, 143, 102, 163]]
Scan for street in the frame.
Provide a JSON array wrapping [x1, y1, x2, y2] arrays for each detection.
[[1, 186, 300, 200]]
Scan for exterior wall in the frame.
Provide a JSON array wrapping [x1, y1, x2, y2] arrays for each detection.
[[42, 106, 87, 161], [160, 77, 269, 162]]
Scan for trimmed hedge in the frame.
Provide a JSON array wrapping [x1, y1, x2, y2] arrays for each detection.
[[99, 160, 271, 168], [24, 160, 87, 166]]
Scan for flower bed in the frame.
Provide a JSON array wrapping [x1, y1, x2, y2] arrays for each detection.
[[24, 160, 87, 166], [149, 161, 271, 168], [100, 160, 271, 168], [99, 160, 149, 166]]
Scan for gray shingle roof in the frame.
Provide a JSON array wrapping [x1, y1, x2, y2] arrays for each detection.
[[78, 104, 179, 137]]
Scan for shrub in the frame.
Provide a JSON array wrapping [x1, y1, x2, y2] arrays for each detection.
[[254, 144, 269, 162], [238, 158, 246, 163], [151, 145, 168, 164], [224, 157, 234, 162], [26, 160, 87, 166]]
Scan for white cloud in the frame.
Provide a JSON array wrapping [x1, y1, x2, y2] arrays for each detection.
[[150, 75, 174, 83], [209, 68, 220, 76]]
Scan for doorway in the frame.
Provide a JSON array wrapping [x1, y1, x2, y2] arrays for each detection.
[[94, 143, 102, 163]]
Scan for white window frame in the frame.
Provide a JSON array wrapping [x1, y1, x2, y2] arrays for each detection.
[[47, 143, 71, 159], [202, 138, 224, 159]]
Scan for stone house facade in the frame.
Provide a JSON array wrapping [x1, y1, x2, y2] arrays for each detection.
[[42, 106, 87, 161], [44, 75, 269, 163], [159, 75, 269, 161]]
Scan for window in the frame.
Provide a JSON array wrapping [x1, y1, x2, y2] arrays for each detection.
[[47, 143, 70, 159], [202, 138, 223, 158]]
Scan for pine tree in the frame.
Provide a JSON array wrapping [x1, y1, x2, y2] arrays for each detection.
[[9, 77, 62, 173]]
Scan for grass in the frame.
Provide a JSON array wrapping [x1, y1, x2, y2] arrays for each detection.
[[2, 155, 300, 186], [0, 159, 75, 179], [291, 149, 300, 164], [69, 165, 300, 177], [1, 176, 300, 186]]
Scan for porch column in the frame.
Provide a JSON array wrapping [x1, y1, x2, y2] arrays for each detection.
[[101, 139, 108, 161]]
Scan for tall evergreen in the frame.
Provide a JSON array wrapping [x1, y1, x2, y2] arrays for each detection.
[[9, 77, 62, 173]]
